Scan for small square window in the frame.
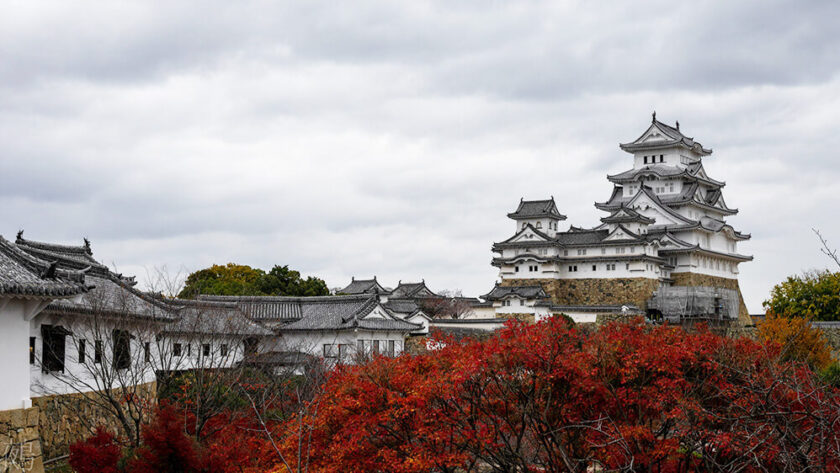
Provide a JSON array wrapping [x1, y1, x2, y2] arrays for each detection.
[[173, 343, 182, 357]]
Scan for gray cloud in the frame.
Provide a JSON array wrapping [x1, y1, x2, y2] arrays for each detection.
[[1, 0, 839, 311]]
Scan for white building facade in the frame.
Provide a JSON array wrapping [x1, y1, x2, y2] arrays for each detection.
[[492, 115, 752, 323]]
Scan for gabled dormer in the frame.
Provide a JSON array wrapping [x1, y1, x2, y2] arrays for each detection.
[[620, 113, 712, 170], [507, 197, 566, 237]]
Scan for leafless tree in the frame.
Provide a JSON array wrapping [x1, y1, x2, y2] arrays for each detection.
[[421, 289, 475, 319], [814, 228, 840, 269]]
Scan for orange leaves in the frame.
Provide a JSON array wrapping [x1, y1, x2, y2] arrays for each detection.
[[757, 313, 833, 370]]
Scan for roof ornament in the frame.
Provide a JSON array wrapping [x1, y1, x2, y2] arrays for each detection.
[[83, 237, 92, 255], [16, 230, 23, 242], [675, 120, 680, 131], [652, 111, 656, 122], [40, 261, 58, 280]]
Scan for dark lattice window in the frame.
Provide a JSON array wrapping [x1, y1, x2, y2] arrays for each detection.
[[113, 330, 131, 370], [78, 339, 86, 364], [41, 325, 68, 373]]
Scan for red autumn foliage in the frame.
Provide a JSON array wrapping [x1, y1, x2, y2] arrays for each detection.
[[127, 405, 204, 473], [269, 317, 840, 473], [68, 426, 122, 473], [69, 317, 840, 473]]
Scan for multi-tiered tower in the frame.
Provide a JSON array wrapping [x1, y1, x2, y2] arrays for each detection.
[[491, 114, 752, 323]]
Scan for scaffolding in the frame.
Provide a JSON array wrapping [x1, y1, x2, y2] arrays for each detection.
[[647, 286, 740, 326]]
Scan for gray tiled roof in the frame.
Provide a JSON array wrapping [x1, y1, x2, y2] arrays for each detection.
[[13, 234, 176, 320], [199, 294, 421, 332], [507, 198, 566, 220], [482, 285, 548, 301], [338, 277, 390, 295], [165, 299, 274, 336], [46, 273, 178, 321], [387, 281, 438, 299], [242, 351, 317, 366], [608, 164, 724, 188], [600, 206, 655, 224], [15, 233, 108, 274], [0, 236, 90, 298], [383, 298, 420, 315], [554, 229, 610, 245], [619, 118, 711, 155]]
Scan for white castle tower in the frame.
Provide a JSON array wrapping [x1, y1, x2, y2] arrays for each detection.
[[490, 114, 752, 324]]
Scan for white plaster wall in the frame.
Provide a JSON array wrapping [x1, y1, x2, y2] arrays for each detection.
[[464, 306, 497, 319], [561, 311, 598, 324], [29, 313, 160, 397], [0, 298, 39, 411], [277, 330, 405, 363]]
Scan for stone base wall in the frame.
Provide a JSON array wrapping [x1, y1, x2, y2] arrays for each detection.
[[32, 381, 157, 460], [671, 273, 751, 326], [0, 407, 43, 473], [496, 313, 536, 324], [501, 278, 661, 310]]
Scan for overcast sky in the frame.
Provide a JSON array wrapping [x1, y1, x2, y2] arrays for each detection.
[[2, 1, 839, 311]]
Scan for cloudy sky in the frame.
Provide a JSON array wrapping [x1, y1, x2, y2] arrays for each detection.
[[2, 0, 839, 311]]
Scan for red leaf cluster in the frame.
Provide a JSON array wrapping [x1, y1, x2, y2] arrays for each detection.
[[68, 426, 122, 473], [273, 317, 840, 472]]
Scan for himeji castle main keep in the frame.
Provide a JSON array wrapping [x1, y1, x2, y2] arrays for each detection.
[[490, 114, 753, 325]]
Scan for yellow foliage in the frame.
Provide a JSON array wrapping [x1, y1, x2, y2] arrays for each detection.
[[757, 314, 833, 370]]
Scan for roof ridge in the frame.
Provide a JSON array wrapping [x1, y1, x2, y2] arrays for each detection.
[[16, 234, 92, 255]]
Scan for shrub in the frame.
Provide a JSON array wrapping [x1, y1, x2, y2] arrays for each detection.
[[127, 406, 202, 473], [822, 361, 840, 388], [68, 427, 122, 473], [757, 313, 833, 370]]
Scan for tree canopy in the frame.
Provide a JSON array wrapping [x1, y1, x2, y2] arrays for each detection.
[[763, 270, 840, 321], [178, 263, 329, 299]]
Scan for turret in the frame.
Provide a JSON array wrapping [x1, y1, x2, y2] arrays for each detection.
[[507, 197, 566, 237]]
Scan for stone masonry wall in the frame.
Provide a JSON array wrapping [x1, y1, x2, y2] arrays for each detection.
[[0, 407, 43, 473], [501, 278, 661, 310], [671, 273, 751, 326], [32, 381, 157, 460]]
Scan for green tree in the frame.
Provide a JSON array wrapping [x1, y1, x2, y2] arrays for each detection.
[[763, 270, 840, 321], [178, 263, 329, 299], [258, 265, 330, 297]]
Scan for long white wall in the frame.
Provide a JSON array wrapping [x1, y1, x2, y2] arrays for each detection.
[[0, 298, 44, 411]]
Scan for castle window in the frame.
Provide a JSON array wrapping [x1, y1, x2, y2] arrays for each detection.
[[173, 343, 182, 357], [563, 250, 568, 256], [515, 266, 519, 272], [577, 249, 586, 256], [643, 156, 648, 164], [536, 222, 542, 229], [42, 325, 68, 373], [601, 248, 606, 255], [78, 339, 86, 364], [29, 337, 35, 365], [144, 342, 151, 363], [592, 265, 596, 271], [659, 155, 664, 163], [626, 263, 630, 270], [113, 329, 131, 370], [95, 340, 103, 364]]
